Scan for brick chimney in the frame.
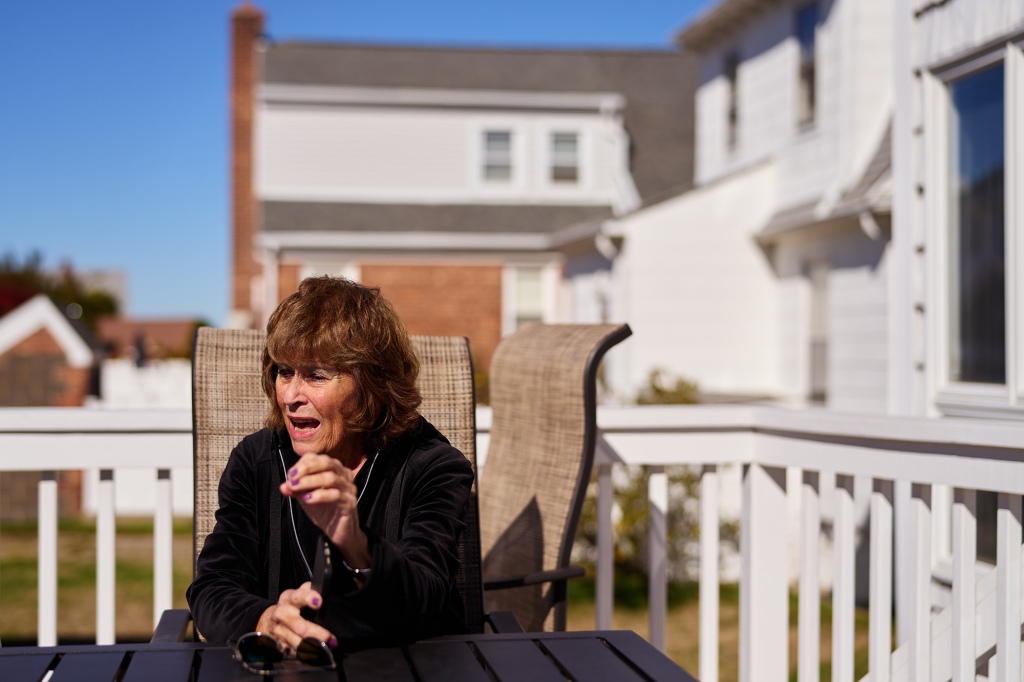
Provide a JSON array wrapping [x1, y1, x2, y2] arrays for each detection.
[[229, 3, 264, 329]]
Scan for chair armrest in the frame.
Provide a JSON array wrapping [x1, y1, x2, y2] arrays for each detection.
[[485, 610, 526, 633], [483, 565, 585, 591], [151, 608, 193, 643]]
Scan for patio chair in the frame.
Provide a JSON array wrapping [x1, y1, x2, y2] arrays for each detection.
[[479, 322, 632, 632], [153, 327, 482, 641]]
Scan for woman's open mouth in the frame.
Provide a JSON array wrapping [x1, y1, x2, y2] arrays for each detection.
[[288, 417, 321, 437]]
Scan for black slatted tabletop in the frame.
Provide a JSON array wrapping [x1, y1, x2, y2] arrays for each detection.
[[1, 630, 696, 682]]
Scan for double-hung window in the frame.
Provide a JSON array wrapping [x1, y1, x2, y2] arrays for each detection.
[[550, 132, 579, 184], [483, 130, 513, 183]]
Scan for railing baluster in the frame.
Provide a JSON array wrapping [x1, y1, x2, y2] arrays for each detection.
[[700, 464, 720, 682], [996, 492, 1021, 682], [908, 483, 932, 682], [739, 463, 788, 682], [154, 469, 173, 627], [96, 469, 116, 645], [37, 471, 58, 647], [798, 470, 820, 682], [833, 474, 855, 682], [596, 462, 613, 631], [648, 465, 668, 652], [869, 479, 893, 682], [951, 488, 976, 682]]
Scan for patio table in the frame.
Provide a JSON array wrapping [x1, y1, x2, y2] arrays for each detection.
[[2, 629, 696, 682]]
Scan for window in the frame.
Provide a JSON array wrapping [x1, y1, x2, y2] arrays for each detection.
[[483, 130, 513, 182], [550, 132, 579, 183], [502, 265, 549, 335], [808, 260, 829, 404], [725, 52, 740, 150], [796, 3, 818, 126], [514, 267, 544, 329], [948, 64, 1005, 384]]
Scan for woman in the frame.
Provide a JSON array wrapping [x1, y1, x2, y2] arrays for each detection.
[[186, 276, 475, 653]]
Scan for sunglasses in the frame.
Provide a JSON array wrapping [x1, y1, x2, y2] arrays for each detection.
[[230, 632, 336, 675]]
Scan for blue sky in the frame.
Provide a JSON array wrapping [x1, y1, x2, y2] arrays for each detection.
[[0, 0, 710, 326]]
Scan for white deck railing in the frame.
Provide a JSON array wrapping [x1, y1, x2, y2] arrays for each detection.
[[597, 405, 1024, 682], [3, 404, 1024, 682], [0, 407, 191, 646]]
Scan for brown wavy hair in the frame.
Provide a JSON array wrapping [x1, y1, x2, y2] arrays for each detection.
[[261, 276, 421, 451]]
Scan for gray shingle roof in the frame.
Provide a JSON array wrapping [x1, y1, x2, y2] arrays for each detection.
[[262, 42, 697, 201], [263, 201, 612, 236]]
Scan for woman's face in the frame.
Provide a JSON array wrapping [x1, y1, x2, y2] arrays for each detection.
[[274, 362, 361, 460]]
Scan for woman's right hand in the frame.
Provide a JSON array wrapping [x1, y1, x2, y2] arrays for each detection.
[[255, 582, 337, 652]]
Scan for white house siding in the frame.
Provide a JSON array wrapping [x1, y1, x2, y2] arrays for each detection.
[[609, 162, 779, 399], [775, 129, 841, 211], [771, 225, 889, 412], [776, 0, 841, 210], [695, 0, 893, 211], [777, 274, 810, 402], [256, 103, 620, 206], [767, 0, 893, 212], [694, 10, 794, 186], [915, 0, 1024, 66], [847, 0, 893, 184], [829, 244, 889, 413], [563, 255, 613, 325]]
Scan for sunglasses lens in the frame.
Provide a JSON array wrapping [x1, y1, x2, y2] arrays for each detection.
[[235, 633, 284, 671], [296, 637, 335, 669]]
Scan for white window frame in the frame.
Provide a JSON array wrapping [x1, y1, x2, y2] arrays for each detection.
[[541, 125, 593, 191], [925, 42, 1024, 419], [547, 130, 581, 186], [472, 122, 527, 194], [500, 260, 561, 336]]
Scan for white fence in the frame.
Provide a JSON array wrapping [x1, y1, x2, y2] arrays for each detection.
[[597, 405, 1024, 682], [3, 404, 1024, 682], [0, 407, 191, 646]]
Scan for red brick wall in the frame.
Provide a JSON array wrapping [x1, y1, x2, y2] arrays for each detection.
[[231, 4, 264, 323], [0, 328, 89, 519], [278, 263, 302, 304], [361, 264, 503, 374], [0, 329, 90, 407]]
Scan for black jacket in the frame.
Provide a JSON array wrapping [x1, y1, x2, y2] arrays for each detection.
[[186, 417, 474, 649]]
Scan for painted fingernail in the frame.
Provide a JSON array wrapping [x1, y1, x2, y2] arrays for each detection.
[[311, 597, 320, 607], [329, 637, 338, 649], [288, 468, 298, 477], [303, 493, 313, 501]]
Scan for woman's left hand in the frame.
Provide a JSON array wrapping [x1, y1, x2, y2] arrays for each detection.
[[280, 453, 372, 567]]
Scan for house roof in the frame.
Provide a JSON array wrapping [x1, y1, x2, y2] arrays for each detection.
[[0, 294, 94, 367], [96, 317, 199, 360], [676, 0, 766, 53], [262, 42, 697, 202], [261, 202, 613, 254], [263, 201, 611, 236], [759, 124, 893, 242]]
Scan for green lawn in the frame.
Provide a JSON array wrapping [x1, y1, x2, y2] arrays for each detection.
[[0, 518, 193, 645]]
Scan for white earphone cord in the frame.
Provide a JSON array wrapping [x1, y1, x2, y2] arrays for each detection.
[[277, 447, 379, 580]]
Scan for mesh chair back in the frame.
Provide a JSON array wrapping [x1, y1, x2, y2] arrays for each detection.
[[479, 323, 631, 631], [404, 336, 482, 633], [192, 328, 266, 568], [191, 328, 482, 632]]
